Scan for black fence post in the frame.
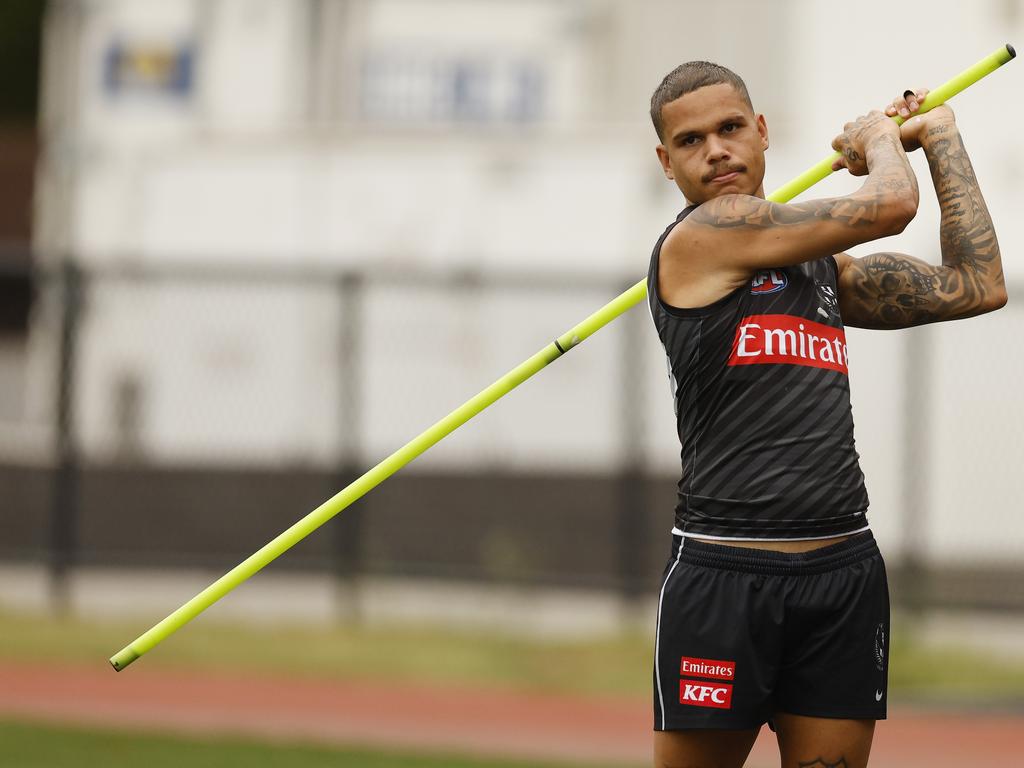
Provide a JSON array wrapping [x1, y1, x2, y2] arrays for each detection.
[[901, 326, 932, 615], [332, 271, 365, 620], [50, 259, 83, 615], [616, 293, 649, 614]]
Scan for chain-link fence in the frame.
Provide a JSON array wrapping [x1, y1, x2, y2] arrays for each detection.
[[1, 258, 1021, 615]]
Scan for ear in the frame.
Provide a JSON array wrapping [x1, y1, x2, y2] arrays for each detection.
[[757, 113, 769, 151], [655, 145, 674, 180]]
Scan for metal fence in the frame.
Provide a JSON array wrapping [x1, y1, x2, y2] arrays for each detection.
[[1, 258, 1022, 616]]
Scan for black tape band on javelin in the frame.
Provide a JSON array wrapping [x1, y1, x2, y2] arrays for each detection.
[[554, 339, 566, 354]]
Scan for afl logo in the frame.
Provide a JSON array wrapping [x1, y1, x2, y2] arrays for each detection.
[[750, 269, 788, 295]]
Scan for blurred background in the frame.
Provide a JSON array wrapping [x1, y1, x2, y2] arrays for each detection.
[[1, 1, 1022, 766]]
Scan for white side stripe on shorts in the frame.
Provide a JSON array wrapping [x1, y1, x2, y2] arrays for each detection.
[[654, 536, 686, 730]]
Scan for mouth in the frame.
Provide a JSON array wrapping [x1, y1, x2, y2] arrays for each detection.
[[708, 170, 742, 184]]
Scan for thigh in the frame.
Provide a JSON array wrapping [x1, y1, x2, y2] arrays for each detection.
[[654, 728, 760, 768], [773, 712, 875, 768]]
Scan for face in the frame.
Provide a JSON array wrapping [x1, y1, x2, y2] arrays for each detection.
[[655, 83, 769, 204]]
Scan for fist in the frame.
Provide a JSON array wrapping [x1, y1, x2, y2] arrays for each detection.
[[884, 87, 956, 152], [831, 110, 898, 176]]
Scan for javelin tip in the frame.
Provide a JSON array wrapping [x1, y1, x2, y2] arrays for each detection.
[[1007, 43, 1016, 59], [109, 647, 139, 671]]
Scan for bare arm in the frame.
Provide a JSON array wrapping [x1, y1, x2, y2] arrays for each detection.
[[837, 103, 1006, 329], [668, 112, 918, 278]]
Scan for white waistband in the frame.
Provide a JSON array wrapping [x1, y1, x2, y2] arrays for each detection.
[[670, 524, 871, 543]]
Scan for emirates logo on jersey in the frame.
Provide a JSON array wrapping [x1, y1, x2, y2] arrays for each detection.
[[728, 314, 848, 374], [750, 269, 788, 295]]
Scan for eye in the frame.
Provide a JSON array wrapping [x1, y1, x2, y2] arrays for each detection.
[[722, 123, 739, 133], [681, 135, 700, 147]]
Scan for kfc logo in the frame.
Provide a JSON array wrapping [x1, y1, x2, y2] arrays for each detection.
[[679, 679, 734, 709]]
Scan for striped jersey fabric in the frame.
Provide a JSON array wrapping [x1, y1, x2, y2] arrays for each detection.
[[647, 205, 870, 539]]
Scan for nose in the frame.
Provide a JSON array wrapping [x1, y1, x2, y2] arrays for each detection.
[[705, 134, 730, 162]]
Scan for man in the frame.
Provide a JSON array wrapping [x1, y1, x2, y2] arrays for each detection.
[[646, 61, 1005, 768]]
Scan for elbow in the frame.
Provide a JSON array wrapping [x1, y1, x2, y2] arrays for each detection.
[[882, 195, 918, 236], [983, 285, 1008, 313]]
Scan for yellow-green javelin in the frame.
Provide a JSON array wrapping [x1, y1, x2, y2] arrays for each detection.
[[110, 43, 1015, 672], [770, 43, 1015, 201]]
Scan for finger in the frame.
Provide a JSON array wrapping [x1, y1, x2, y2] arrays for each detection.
[[902, 89, 921, 113], [895, 92, 912, 118]]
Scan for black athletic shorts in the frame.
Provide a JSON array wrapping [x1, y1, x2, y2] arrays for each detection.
[[653, 530, 889, 731]]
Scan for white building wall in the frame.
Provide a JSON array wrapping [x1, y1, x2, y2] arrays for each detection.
[[30, 0, 1024, 562]]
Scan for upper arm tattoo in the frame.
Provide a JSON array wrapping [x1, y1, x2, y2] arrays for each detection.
[[840, 251, 991, 329]]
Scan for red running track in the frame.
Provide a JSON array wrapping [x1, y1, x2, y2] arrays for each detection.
[[0, 661, 1020, 766]]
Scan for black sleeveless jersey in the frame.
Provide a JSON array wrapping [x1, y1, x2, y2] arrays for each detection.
[[647, 205, 870, 539]]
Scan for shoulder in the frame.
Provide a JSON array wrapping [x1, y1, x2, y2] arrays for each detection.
[[662, 194, 758, 257], [657, 201, 758, 309], [831, 252, 856, 285], [680, 194, 768, 230], [832, 252, 855, 273]]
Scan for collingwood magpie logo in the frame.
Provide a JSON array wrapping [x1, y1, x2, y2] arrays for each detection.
[[874, 623, 886, 671], [816, 281, 840, 319]]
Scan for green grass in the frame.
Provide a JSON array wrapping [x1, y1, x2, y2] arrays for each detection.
[[0, 720, 629, 768], [0, 608, 651, 697], [1, 609, 1023, 702], [888, 624, 1024, 702]]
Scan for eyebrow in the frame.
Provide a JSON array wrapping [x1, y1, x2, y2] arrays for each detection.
[[672, 114, 748, 145]]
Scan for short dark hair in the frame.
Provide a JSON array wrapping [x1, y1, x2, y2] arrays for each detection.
[[650, 61, 753, 142]]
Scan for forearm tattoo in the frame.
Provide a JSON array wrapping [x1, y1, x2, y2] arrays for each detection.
[[926, 125, 1000, 275], [865, 133, 919, 201], [690, 136, 915, 231], [841, 124, 1004, 329], [689, 194, 884, 230]]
